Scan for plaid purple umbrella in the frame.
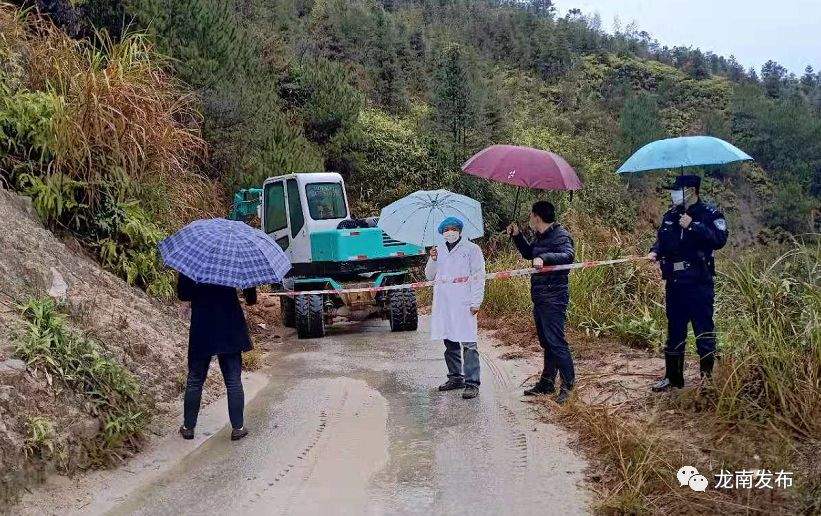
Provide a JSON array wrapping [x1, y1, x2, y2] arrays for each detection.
[[158, 218, 291, 289]]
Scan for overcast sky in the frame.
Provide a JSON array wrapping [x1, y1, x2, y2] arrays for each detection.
[[554, 0, 820, 75]]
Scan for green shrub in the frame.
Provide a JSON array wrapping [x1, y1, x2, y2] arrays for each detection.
[[348, 107, 452, 215], [14, 298, 148, 462], [0, 89, 61, 158], [14, 171, 86, 225], [24, 416, 56, 460], [93, 194, 174, 297], [764, 181, 815, 233], [0, 6, 210, 298]]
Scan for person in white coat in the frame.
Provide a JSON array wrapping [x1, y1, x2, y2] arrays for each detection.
[[425, 216, 486, 399]]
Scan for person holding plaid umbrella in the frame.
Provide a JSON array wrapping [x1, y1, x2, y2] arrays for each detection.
[[159, 218, 291, 441]]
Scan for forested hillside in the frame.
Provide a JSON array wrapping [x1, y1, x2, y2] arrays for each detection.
[[11, 0, 819, 238]]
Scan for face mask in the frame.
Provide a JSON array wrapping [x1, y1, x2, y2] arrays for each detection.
[[670, 189, 685, 205], [442, 230, 460, 244]]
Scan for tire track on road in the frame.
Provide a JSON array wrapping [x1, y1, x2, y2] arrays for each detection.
[[238, 389, 348, 514], [478, 348, 529, 478], [278, 389, 350, 515]]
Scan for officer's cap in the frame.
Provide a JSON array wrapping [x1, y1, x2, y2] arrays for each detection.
[[666, 174, 701, 190]]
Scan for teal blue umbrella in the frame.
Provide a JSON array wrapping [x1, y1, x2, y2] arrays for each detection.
[[617, 136, 753, 174]]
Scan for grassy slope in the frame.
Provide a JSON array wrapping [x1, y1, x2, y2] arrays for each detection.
[[481, 240, 819, 514]]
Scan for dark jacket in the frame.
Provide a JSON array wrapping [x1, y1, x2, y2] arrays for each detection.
[[177, 274, 257, 359], [651, 200, 728, 284], [513, 223, 575, 295]]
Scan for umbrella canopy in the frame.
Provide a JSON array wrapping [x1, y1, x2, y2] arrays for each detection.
[[617, 136, 753, 174], [461, 144, 582, 190], [378, 190, 484, 247], [158, 218, 291, 289]]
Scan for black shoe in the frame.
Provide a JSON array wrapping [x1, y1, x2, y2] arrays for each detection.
[[231, 427, 249, 441], [462, 385, 479, 399], [523, 379, 555, 396], [438, 378, 465, 391], [179, 426, 194, 440], [555, 388, 573, 405], [672, 354, 685, 388]]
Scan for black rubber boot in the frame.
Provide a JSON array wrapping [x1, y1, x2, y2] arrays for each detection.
[[651, 354, 677, 392], [672, 354, 685, 388], [524, 378, 556, 396], [555, 385, 574, 405], [700, 354, 714, 378]]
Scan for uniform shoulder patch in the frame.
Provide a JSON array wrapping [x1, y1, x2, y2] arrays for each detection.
[[714, 218, 727, 231]]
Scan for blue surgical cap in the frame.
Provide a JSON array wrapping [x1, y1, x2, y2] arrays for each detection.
[[438, 216, 463, 234]]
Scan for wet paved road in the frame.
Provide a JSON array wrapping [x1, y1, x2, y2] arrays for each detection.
[[108, 317, 590, 515]]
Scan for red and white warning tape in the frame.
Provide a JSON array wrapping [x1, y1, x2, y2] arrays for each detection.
[[271, 255, 650, 297]]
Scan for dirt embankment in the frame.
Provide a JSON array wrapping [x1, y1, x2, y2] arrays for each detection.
[[0, 189, 194, 508]]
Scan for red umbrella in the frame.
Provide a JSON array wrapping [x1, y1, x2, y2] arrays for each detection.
[[461, 145, 582, 220]]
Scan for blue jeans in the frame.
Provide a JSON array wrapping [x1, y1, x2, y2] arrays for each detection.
[[533, 289, 575, 390], [444, 339, 480, 387], [184, 352, 244, 430]]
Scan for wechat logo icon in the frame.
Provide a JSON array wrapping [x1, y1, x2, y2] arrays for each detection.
[[677, 466, 709, 492]]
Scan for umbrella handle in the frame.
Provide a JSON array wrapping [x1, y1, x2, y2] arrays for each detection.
[[511, 187, 522, 223]]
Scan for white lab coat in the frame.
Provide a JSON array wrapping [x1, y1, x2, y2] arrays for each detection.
[[425, 238, 486, 342]]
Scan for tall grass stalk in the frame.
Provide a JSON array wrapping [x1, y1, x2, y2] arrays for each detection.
[[713, 242, 820, 438]]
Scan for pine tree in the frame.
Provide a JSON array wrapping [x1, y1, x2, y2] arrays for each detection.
[[800, 65, 816, 94], [128, 0, 323, 186], [686, 49, 710, 79], [761, 60, 788, 98], [369, 8, 408, 111], [727, 55, 745, 82], [617, 92, 665, 160], [533, 25, 573, 82], [280, 57, 363, 146], [431, 44, 481, 165]]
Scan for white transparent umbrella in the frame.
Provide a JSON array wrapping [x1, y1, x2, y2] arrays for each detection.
[[377, 189, 484, 247]]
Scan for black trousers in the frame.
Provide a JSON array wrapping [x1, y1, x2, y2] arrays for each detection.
[[664, 281, 716, 358], [532, 286, 575, 389], [184, 352, 244, 430]]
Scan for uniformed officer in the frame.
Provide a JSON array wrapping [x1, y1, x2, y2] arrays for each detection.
[[648, 175, 728, 391]]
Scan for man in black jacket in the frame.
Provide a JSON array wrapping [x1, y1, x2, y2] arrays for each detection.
[[507, 201, 576, 404], [648, 175, 728, 391]]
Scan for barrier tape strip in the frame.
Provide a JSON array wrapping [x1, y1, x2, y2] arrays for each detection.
[[270, 255, 650, 297]]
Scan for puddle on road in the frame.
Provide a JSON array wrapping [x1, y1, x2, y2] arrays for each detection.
[[103, 318, 589, 515]]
